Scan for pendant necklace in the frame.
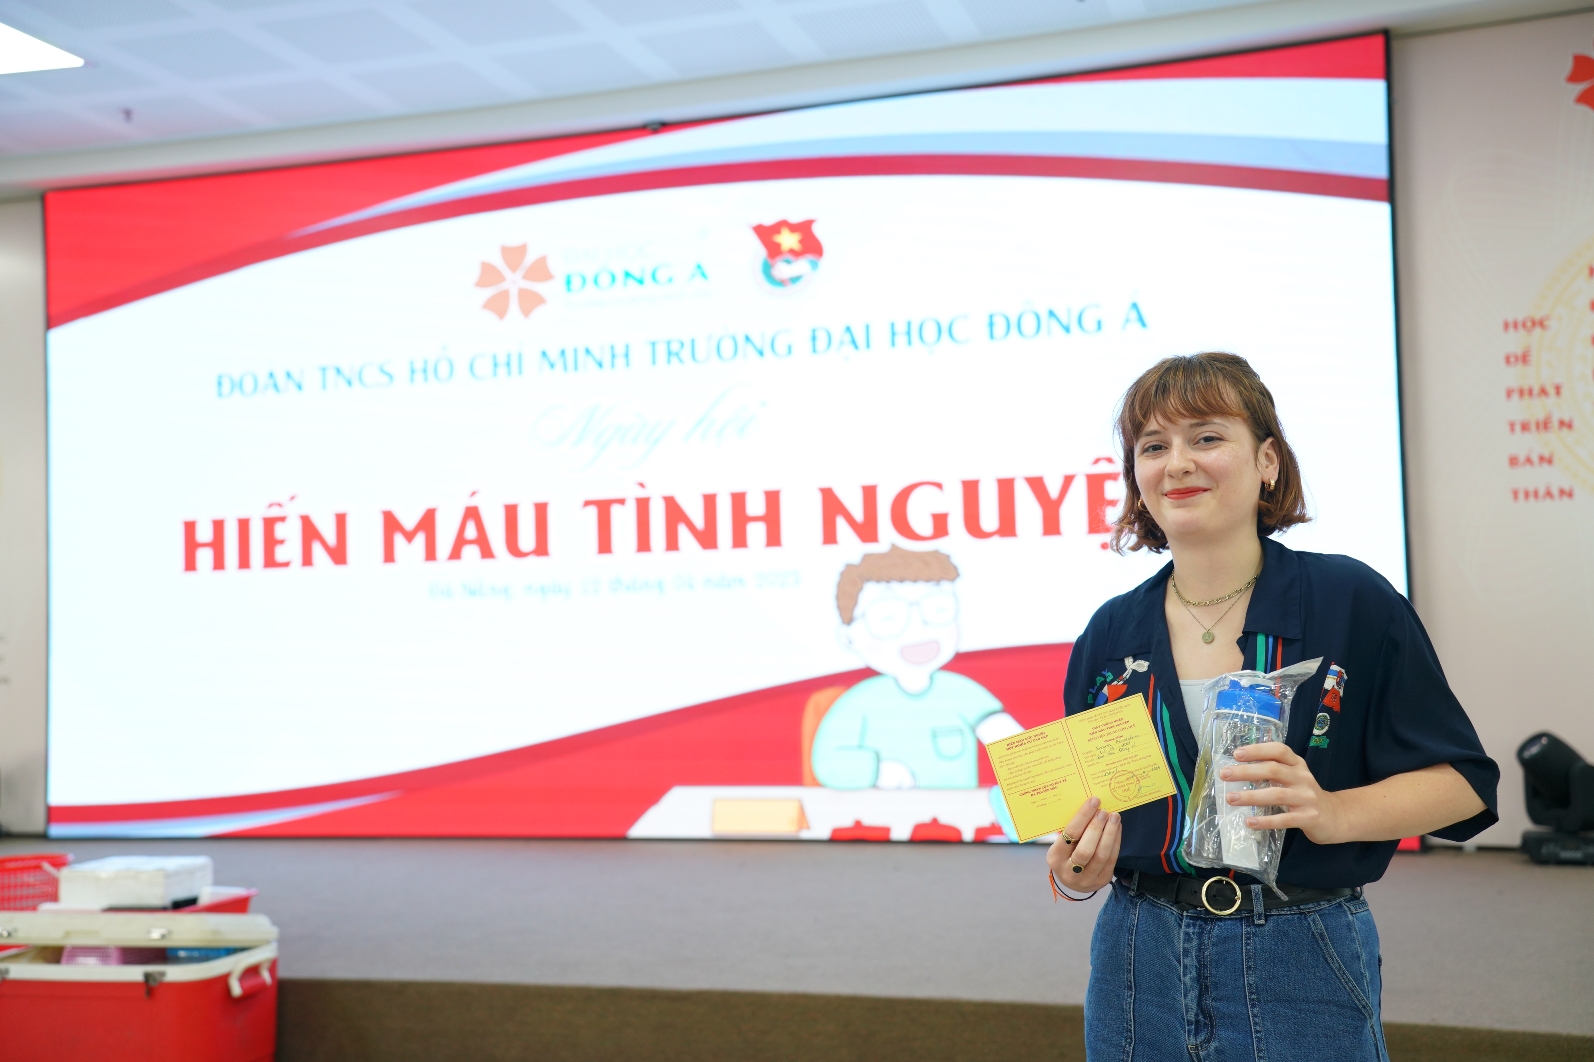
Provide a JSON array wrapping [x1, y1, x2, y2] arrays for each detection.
[[1171, 563, 1261, 644]]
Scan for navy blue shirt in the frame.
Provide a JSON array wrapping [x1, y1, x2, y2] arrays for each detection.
[[1062, 536, 1499, 889]]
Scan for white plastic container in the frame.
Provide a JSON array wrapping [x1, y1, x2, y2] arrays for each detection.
[[57, 856, 214, 910]]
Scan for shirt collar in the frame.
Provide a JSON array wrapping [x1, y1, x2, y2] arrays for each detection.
[[1105, 535, 1302, 656], [1240, 536, 1303, 641], [1106, 561, 1170, 658]]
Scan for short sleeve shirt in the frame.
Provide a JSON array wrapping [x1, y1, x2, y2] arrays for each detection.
[[811, 671, 1003, 789], [1061, 537, 1499, 889]]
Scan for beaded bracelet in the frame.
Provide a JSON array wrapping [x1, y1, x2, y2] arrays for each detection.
[[1050, 869, 1100, 902]]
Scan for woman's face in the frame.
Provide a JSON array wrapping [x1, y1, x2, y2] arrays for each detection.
[[1133, 413, 1279, 547]]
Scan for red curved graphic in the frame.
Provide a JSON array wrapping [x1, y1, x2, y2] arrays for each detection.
[[45, 128, 659, 331], [49, 156, 1383, 329], [45, 34, 1387, 330], [1054, 33, 1384, 83]]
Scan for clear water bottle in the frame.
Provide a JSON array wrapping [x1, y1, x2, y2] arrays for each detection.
[[1208, 679, 1284, 872], [1183, 659, 1321, 892]]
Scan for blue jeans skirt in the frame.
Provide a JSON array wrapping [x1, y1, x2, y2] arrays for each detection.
[[1086, 879, 1388, 1062]]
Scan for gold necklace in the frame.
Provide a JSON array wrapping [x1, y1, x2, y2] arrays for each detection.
[[1171, 563, 1261, 644]]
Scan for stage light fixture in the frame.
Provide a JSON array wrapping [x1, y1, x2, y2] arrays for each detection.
[[1518, 731, 1594, 865], [0, 22, 83, 75]]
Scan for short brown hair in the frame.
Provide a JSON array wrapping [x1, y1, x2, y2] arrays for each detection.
[[1111, 352, 1309, 553], [836, 545, 959, 623]]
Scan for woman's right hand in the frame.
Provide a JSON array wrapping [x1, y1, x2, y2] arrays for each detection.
[[1046, 797, 1122, 894]]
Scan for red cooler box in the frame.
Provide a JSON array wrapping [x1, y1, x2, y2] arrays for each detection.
[[0, 910, 278, 1062]]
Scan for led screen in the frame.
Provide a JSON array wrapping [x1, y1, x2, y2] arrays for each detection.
[[44, 35, 1401, 839]]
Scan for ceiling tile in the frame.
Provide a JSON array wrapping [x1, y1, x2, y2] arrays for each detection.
[[588, 0, 740, 26], [119, 29, 290, 80], [794, 0, 944, 58], [223, 79, 379, 123], [259, 11, 435, 63], [0, 0, 1378, 161], [358, 61, 512, 110], [958, 0, 1113, 37], [23, 0, 187, 29], [90, 95, 247, 137], [0, 108, 121, 150], [410, 0, 581, 46], [9, 62, 151, 97], [643, 22, 791, 78], [495, 42, 646, 97]]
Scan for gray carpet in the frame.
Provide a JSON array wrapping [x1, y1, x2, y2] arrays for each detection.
[[4, 838, 1589, 1037], [272, 982, 1594, 1062]]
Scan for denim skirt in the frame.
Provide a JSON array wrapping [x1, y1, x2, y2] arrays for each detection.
[[1085, 879, 1388, 1062]]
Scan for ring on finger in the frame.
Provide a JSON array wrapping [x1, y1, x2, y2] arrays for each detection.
[[1060, 830, 1077, 846]]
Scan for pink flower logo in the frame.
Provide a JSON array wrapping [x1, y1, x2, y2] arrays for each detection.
[[475, 244, 554, 319], [1568, 43, 1594, 111]]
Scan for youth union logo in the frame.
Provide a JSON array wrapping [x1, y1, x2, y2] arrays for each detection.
[[752, 219, 822, 288], [475, 244, 554, 319]]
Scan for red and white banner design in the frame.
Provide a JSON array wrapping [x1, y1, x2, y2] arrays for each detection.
[[43, 35, 1404, 839]]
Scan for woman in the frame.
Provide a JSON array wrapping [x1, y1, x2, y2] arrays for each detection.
[[1048, 352, 1497, 1062]]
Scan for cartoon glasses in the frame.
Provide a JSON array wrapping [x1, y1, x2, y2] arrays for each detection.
[[857, 592, 958, 640]]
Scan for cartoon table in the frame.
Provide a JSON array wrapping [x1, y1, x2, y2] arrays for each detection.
[[627, 785, 1046, 842]]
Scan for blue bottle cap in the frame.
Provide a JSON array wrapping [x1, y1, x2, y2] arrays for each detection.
[[1213, 678, 1281, 721]]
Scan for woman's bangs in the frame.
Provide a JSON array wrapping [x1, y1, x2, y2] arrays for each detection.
[[1127, 371, 1248, 438]]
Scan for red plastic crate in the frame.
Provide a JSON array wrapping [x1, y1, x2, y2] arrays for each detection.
[[0, 854, 70, 910], [0, 958, 278, 1062], [0, 911, 277, 1062]]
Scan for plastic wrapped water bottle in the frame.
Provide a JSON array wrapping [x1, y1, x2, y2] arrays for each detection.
[[1210, 680, 1284, 871], [1183, 659, 1321, 895]]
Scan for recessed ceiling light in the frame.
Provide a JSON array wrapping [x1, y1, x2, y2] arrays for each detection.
[[0, 21, 84, 75]]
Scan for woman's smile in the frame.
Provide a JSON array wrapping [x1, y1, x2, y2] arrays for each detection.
[[1164, 487, 1210, 500]]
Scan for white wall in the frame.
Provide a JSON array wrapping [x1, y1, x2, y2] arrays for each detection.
[[1393, 9, 1594, 847], [0, 196, 47, 835]]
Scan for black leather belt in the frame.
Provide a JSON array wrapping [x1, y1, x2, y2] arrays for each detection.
[[1119, 871, 1359, 915]]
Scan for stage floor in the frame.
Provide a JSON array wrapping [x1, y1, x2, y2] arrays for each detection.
[[3, 838, 1588, 1037]]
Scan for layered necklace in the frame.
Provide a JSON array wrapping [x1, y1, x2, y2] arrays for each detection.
[[1171, 561, 1262, 644]]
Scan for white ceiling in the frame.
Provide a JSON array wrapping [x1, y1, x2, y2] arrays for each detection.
[[0, 0, 1282, 156], [0, 0, 1566, 189]]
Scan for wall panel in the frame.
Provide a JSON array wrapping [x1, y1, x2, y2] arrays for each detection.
[[1393, 10, 1594, 847]]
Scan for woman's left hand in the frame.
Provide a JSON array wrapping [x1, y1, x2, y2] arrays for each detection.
[[1222, 742, 1347, 845]]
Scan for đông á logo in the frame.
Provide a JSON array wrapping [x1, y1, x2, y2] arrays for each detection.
[[476, 244, 554, 319], [752, 219, 822, 288]]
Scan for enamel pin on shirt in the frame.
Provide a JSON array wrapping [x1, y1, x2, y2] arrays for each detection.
[[1105, 657, 1149, 702]]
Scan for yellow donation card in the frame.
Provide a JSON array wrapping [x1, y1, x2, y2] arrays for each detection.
[[984, 695, 1177, 843]]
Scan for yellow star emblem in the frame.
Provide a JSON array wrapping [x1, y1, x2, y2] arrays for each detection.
[[772, 226, 804, 253]]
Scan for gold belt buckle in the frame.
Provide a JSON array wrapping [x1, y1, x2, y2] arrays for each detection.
[[1200, 876, 1244, 915]]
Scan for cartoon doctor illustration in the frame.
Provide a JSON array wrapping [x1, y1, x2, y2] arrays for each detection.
[[810, 547, 1024, 825]]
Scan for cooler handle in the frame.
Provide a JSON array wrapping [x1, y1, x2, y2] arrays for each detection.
[[228, 955, 275, 1000]]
